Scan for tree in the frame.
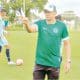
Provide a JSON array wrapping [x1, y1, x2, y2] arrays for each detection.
[[9, 0, 47, 16], [1, 0, 47, 21]]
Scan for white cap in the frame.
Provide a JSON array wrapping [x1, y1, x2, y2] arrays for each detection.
[[44, 3, 56, 12]]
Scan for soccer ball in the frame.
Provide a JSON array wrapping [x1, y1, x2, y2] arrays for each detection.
[[16, 59, 23, 66]]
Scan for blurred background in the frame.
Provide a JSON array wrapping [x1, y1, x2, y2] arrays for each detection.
[[0, 0, 80, 80], [0, 0, 80, 31]]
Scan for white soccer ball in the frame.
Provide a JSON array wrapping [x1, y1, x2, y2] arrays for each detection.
[[16, 59, 23, 66]]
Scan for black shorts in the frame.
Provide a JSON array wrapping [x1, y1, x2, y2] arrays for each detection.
[[33, 64, 60, 80]]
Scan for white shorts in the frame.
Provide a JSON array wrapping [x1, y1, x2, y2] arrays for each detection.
[[0, 35, 8, 46]]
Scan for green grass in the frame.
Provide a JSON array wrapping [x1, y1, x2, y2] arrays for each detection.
[[0, 30, 80, 80]]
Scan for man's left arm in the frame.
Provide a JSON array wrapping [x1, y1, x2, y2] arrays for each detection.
[[63, 39, 71, 73]]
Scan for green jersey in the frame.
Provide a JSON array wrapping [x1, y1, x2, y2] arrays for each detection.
[[35, 20, 69, 68]]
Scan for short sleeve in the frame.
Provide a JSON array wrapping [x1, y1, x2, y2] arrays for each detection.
[[34, 20, 44, 32], [62, 24, 69, 40], [34, 21, 41, 31]]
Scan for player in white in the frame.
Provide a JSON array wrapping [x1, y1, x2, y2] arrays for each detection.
[[0, 9, 15, 65]]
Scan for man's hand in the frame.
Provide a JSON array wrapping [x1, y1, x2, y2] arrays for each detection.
[[22, 17, 29, 25], [64, 60, 71, 73], [21, 17, 37, 33]]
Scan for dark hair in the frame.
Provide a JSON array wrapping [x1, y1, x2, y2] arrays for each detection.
[[55, 15, 62, 20]]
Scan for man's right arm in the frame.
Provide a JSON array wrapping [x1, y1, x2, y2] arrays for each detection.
[[23, 17, 38, 33]]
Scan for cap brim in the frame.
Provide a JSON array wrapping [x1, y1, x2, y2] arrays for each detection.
[[44, 10, 52, 13], [44, 8, 53, 12]]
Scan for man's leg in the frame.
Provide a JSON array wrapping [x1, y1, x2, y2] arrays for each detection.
[[47, 68, 60, 80], [5, 45, 11, 62], [33, 70, 46, 80], [0, 46, 2, 57], [33, 64, 46, 80], [5, 45, 15, 65], [1, 36, 11, 62], [0, 45, 2, 52]]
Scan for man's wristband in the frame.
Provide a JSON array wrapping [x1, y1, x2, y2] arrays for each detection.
[[67, 60, 71, 63]]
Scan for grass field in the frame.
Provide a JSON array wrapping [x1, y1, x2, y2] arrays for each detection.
[[0, 30, 80, 80]]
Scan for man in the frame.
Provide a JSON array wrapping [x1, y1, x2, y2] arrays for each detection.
[[0, 9, 15, 65], [55, 15, 62, 21], [23, 3, 71, 80]]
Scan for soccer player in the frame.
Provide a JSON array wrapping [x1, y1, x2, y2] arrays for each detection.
[[23, 3, 71, 80], [0, 9, 15, 65]]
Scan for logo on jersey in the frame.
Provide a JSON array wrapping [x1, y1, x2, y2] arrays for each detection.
[[53, 28, 58, 33]]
